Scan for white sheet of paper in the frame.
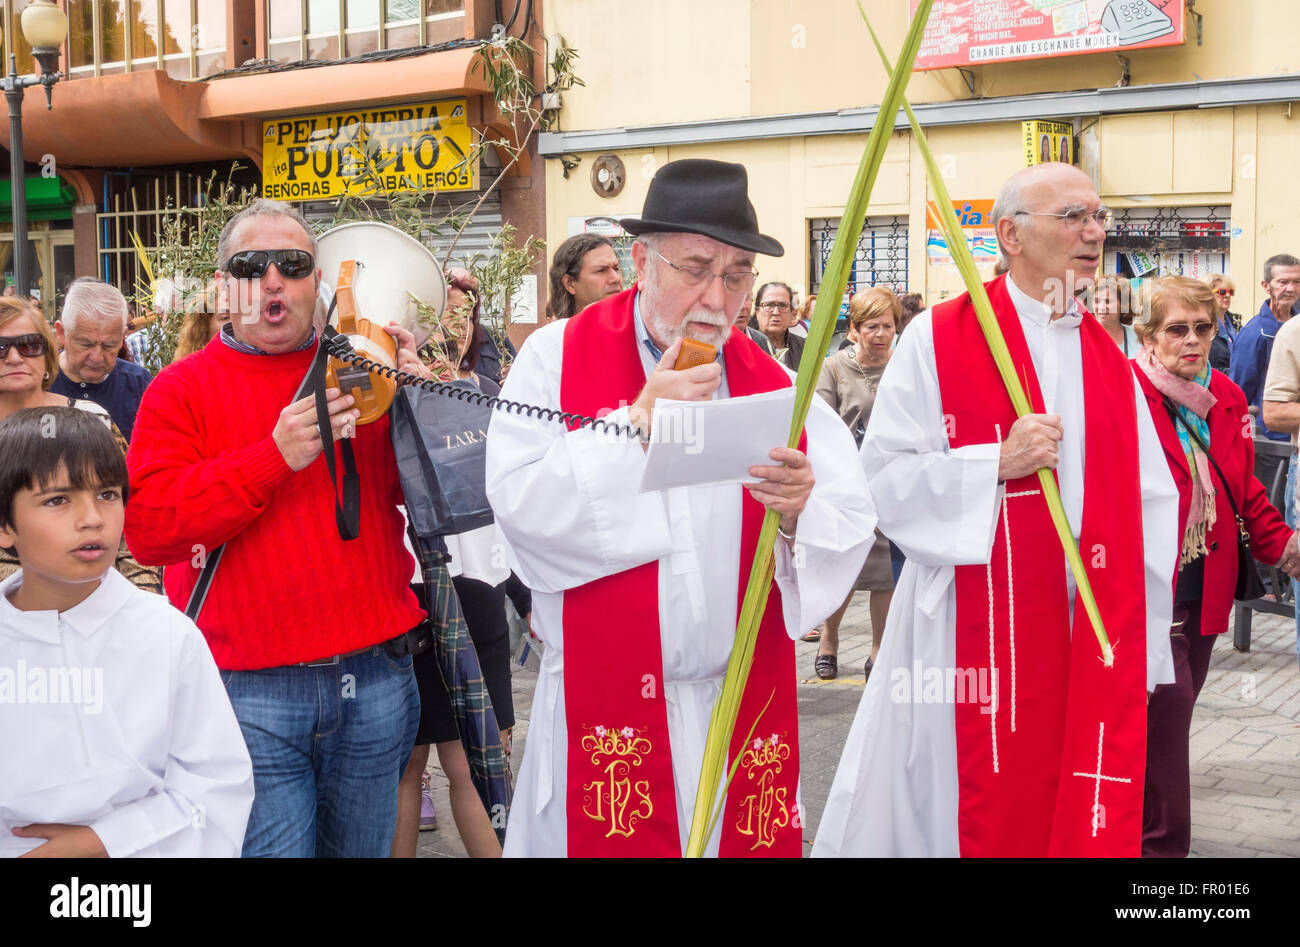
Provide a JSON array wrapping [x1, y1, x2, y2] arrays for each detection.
[[509, 274, 539, 324], [639, 387, 796, 492]]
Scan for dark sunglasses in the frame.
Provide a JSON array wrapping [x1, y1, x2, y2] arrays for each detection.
[[1215, 289, 1235, 297], [0, 333, 47, 358], [223, 249, 315, 280], [1162, 321, 1217, 340]]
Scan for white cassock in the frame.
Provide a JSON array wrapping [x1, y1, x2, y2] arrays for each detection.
[[486, 315, 878, 857], [813, 276, 1179, 857], [0, 569, 253, 857]]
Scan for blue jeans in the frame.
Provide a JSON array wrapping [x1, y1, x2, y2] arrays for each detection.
[[889, 539, 905, 586], [221, 646, 420, 857], [1288, 455, 1300, 672]]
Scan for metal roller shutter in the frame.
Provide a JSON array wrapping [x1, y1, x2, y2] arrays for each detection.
[[299, 151, 506, 271]]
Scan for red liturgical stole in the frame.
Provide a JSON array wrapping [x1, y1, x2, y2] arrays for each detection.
[[558, 287, 803, 858]]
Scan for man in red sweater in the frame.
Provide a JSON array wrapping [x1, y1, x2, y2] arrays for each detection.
[[125, 199, 428, 857]]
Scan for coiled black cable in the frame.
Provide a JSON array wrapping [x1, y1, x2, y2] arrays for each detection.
[[323, 332, 648, 443]]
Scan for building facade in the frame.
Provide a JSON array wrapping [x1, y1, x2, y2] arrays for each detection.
[[0, 0, 546, 335], [538, 0, 1300, 320]]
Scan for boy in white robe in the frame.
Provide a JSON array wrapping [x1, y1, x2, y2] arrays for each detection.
[[0, 406, 252, 857]]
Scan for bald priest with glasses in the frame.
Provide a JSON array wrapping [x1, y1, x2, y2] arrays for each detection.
[[816, 163, 1182, 858], [486, 159, 877, 857]]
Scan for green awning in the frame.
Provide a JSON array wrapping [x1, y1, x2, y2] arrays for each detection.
[[0, 175, 76, 222]]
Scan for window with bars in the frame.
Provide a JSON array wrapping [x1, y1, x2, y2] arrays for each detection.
[[1104, 205, 1231, 280], [809, 215, 909, 306]]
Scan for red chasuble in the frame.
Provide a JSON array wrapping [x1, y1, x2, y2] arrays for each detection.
[[931, 274, 1148, 857], [558, 287, 802, 858]]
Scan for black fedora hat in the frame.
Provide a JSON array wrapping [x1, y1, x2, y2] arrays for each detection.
[[621, 159, 784, 257]]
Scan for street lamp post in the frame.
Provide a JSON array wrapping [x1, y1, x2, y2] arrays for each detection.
[[1, 0, 67, 299]]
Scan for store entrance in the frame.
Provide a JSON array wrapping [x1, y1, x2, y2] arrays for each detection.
[[0, 221, 77, 323]]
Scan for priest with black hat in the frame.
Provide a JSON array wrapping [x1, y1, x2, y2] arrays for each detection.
[[485, 158, 877, 857]]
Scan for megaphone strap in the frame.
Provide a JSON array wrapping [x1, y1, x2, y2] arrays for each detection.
[[316, 324, 362, 542]]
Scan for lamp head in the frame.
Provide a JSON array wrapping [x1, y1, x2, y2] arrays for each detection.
[[32, 47, 58, 78], [21, 0, 68, 51]]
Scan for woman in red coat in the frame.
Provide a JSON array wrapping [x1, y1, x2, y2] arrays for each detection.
[[1132, 275, 1300, 857]]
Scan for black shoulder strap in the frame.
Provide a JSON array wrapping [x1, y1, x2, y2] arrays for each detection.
[[312, 324, 361, 542], [185, 544, 224, 620]]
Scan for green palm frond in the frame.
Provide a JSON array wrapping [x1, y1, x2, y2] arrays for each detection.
[[684, 0, 937, 857]]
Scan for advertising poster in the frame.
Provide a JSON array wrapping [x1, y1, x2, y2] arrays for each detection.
[[912, 0, 1184, 71], [1022, 120, 1075, 166], [926, 199, 999, 267], [262, 99, 476, 201]]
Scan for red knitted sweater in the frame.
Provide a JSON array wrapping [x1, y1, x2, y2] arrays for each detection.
[[124, 336, 424, 669]]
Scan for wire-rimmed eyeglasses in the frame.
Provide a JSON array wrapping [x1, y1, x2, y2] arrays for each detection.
[[649, 247, 757, 294], [1015, 207, 1113, 232]]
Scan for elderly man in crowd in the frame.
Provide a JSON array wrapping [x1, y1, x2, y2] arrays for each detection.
[[816, 162, 1180, 858], [1230, 253, 1300, 443], [50, 278, 153, 441], [487, 158, 876, 857], [544, 233, 625, 322], [124, 198, 430, 857], [1261, 280, 1300, 672], [734, 288, 775, 355]]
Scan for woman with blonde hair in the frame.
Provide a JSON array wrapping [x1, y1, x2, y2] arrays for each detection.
[[1205, 273, 1240, 373], [171, 283, 228, 362], [812, 286, 899, 679]]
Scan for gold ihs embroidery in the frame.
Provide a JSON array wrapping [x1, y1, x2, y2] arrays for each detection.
[[735, 734, 791, 850], [581, 726, 654, 839]]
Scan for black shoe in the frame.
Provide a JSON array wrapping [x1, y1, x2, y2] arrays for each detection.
[[815, 654, 837, 680]]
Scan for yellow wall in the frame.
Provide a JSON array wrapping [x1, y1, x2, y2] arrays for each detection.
[[542, 1, 1300, 316]]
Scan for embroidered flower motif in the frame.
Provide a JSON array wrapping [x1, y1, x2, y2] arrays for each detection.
[[595, 725, 607, 737], [752, 738, 763, 750], [621, 727, 635, 739], [770, 734, 780, 746]]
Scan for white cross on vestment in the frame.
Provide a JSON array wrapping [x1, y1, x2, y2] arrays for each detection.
[[1071, 722, 1132, 837], [987, 476, 1042, 774]]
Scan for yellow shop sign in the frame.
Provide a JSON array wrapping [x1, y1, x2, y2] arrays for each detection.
[[262, 100, 476, 200]]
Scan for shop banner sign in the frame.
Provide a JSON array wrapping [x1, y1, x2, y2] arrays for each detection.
[[262, 100, 476, 201], [912, 0, 1184, 71]]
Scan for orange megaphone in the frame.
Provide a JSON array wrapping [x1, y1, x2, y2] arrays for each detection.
[[324, 259, 399, 425]]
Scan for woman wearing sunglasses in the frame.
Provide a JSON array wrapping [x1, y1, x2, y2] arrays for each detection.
[[1132, 275, 1300, 857], [0, 297, 159, 591], [1206, 273, 1241, 374]]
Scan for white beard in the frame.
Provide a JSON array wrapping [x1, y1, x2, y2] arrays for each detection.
[[641, 286, 731, 353], [650, 305, 730, 350]]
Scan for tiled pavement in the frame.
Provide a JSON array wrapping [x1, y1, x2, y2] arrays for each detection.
[[417, 594, 1300, 857]]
